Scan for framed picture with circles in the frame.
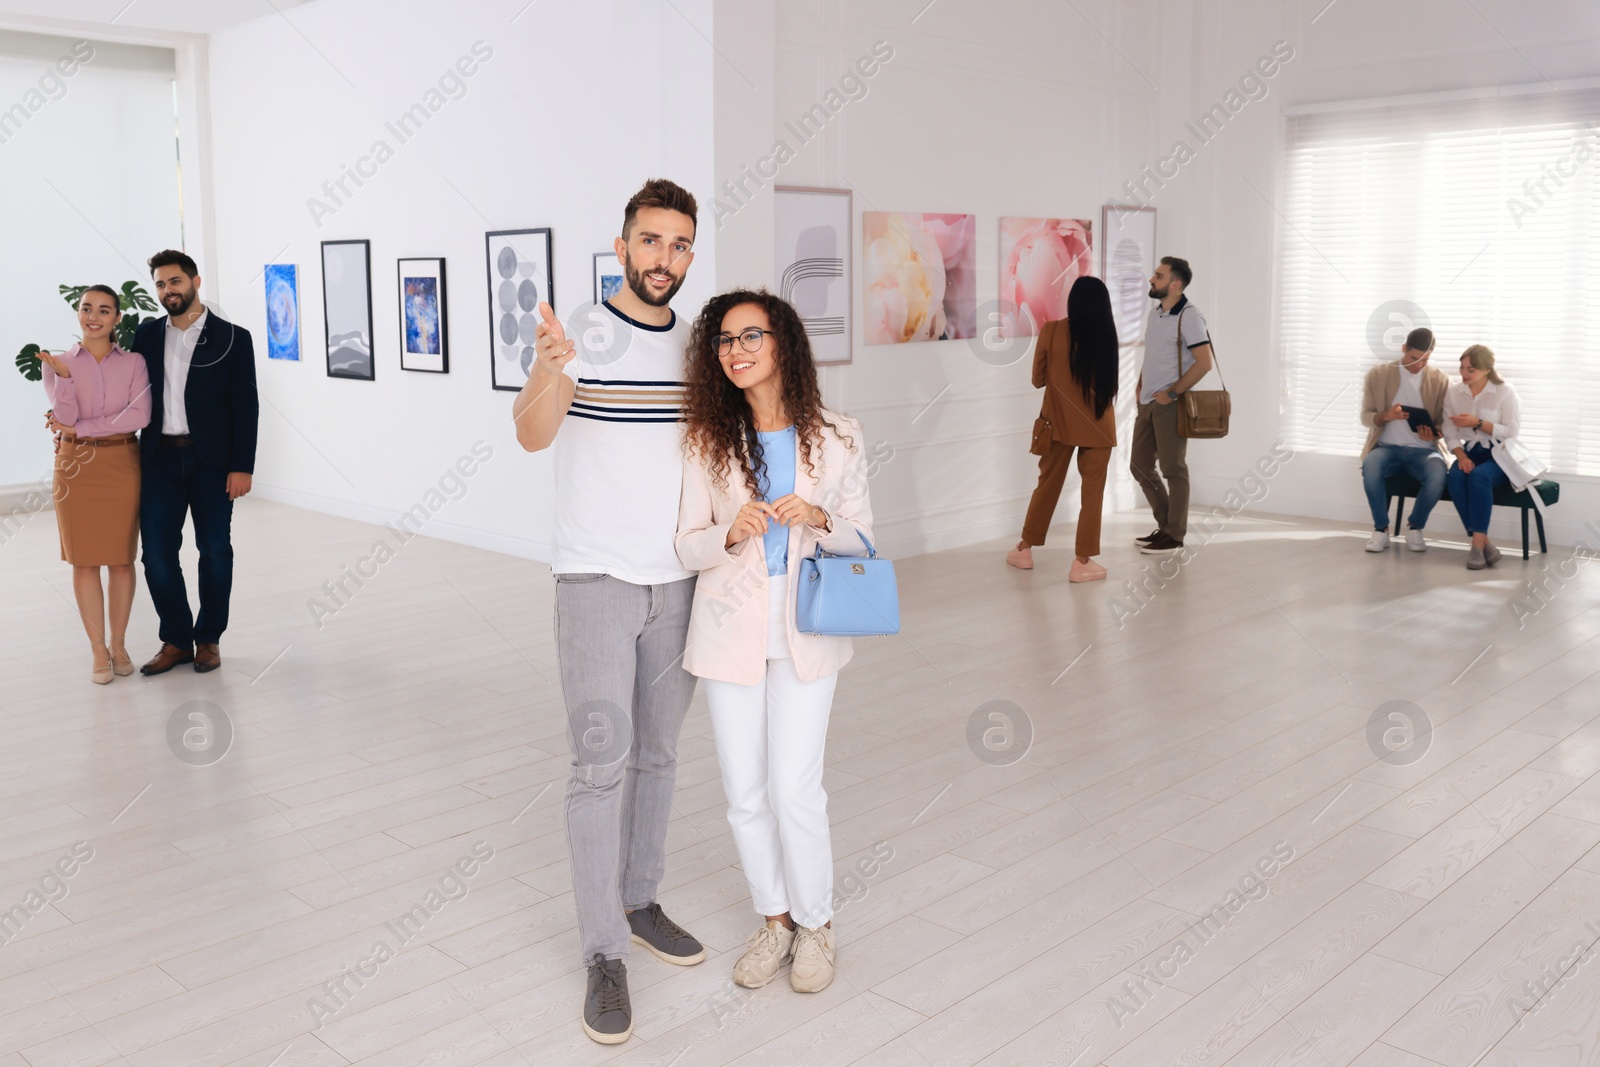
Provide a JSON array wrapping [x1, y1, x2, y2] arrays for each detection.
[[485, 228, 553, 392]]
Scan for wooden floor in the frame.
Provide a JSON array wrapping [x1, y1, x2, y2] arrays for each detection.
[[3, 497, 1600, 1067]]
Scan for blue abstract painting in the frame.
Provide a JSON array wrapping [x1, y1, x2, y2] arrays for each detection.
[[404, 277, 441, 355], [399, 257, 449, 373], [264, 264, 300, 361], [593, 251, 624, 304]]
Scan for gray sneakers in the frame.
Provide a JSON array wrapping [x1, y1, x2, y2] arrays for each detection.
[[1484, 543, 1502, 566], [789, 925, 836, 993], [1467, 545, 1487, 570], [627, 902, 706, 965], [582, 954, 631, 1044], [732, 919, 794, 989]]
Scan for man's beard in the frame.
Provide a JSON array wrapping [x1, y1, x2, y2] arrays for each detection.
[[624, 256, 685, 308], [163, 290, 197, 317], [1148, 284, 1168, 301]]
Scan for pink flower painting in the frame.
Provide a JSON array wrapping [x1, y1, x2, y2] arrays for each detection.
[[864, 212, 976, 344], [998, 217, 1094, 338]]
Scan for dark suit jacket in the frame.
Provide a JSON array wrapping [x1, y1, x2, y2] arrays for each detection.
[[1032, 318, 1117, 448], [134, 311, 259, 473]]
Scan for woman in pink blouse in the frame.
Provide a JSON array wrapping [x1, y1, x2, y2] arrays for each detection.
[[39, 285, 152, 684]]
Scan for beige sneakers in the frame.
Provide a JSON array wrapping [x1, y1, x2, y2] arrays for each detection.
[[732, 920, 794, 989], [789, 925, 835, 993]]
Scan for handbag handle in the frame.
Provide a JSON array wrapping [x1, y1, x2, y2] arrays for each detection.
[[810, 528, 877, 560], [1175, 307, 1226, 391]]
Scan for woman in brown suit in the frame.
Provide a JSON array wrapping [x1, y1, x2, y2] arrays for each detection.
[[39, 285, 152, 683], [1008, 275, 1119, 581]]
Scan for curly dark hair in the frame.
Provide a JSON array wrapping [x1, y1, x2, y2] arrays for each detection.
[[683, 289, 854, 497]]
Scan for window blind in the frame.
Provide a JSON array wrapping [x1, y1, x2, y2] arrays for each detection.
[[1279, 89, 1600, 474]]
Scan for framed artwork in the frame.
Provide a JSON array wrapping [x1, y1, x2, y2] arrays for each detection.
[[397, 257, 448, 373], [321, 240, 374, 380], [1100, 204, 1157, 346], [862, 212, 975, 345], [263, 263, 300, 361], [998, 217, 1093, 338], [485, 228, 553, 392], [775, 186, 853, 365], [593, 251, 625, 304]]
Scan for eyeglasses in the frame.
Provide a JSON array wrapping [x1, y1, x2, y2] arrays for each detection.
[[713, 328, 774, 357]]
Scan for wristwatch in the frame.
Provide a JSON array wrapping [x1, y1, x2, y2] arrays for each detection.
[[810, 507, 832, 533]]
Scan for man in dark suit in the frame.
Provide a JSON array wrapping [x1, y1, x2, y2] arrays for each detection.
[[134, 250, 259, 674]]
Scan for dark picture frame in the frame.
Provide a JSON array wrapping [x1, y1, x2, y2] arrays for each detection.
[[321, 239, 375, 380], [397, 257, 449, 373], [485, 228, 554, 393]]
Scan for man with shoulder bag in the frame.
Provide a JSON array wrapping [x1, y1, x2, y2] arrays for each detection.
[[1129, 256, 1222, 555]]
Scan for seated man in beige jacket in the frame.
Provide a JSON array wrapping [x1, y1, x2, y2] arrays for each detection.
[[1359, 327, 1450, 552]]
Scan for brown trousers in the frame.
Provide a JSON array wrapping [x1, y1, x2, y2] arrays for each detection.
[[1129, 401, 1190, 542], [1021, 441, 1111, 557]]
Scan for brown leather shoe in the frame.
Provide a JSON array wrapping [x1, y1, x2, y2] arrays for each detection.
[[194, 643, 221, 673], [141, 643, 194, 675]]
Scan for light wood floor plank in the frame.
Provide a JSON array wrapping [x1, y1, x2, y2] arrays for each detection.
[[3, 500, 1597, 1066]]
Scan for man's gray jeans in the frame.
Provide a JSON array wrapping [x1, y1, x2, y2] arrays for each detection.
[[555, 572, 697, 962]]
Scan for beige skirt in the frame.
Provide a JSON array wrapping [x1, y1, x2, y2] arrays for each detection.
[[54, 434, 141, 566]]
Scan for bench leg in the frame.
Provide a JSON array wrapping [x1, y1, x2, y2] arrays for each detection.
[[1521, 508, 1530, 560], [1393, 496, 1406, 532], [1536, 508, 1547, 554]]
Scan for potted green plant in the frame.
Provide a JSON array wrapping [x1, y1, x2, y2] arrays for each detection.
[[14, 281, 160, 381]]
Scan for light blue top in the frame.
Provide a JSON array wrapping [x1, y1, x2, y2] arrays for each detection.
[[756, 426, 797, 576]]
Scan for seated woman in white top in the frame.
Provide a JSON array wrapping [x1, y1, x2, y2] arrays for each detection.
[[1442, 344, 1521, 570]]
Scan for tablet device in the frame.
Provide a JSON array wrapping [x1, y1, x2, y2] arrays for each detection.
[[1400, 405, 1436, 432]]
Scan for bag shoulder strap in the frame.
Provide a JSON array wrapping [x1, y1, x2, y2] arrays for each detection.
[[1176, 305, 1226, 391]]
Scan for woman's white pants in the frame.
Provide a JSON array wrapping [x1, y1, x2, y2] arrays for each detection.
[[703, 579, 837, 928]]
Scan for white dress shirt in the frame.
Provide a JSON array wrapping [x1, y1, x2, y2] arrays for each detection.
[[162, 308, 208, 435], [1442, 379, 1521, 453]]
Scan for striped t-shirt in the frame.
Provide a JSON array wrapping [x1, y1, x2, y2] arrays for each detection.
[[552, 301, 691, 584]]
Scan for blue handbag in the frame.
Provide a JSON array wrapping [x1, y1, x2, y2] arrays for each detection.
[[795, 530, 900, 636]]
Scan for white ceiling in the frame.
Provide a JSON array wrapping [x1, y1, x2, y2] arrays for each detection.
[[0, 0, 314, 35]]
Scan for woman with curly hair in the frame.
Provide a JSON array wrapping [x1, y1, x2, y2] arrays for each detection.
[[675, 289, 875, 996]]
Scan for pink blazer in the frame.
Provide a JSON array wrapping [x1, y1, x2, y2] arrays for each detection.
[[675, 412, 875, 685]]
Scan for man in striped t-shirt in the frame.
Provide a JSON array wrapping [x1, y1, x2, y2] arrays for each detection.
[[512, 179, 703, 1045]]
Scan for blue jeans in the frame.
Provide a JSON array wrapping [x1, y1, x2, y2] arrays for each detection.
[[1361, 445, 1446, 530], [1447, 443, 1508, 536], [139, 445, 235, 646]]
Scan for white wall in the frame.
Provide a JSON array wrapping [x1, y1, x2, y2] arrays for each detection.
[[747, 0, 1166, 557], [195, 0, 1600, 562], [204, 0, 717, 560], [0, 33, 182, 492], [1160, 0, 1600, 548], [205, 0, 1171, 563]]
